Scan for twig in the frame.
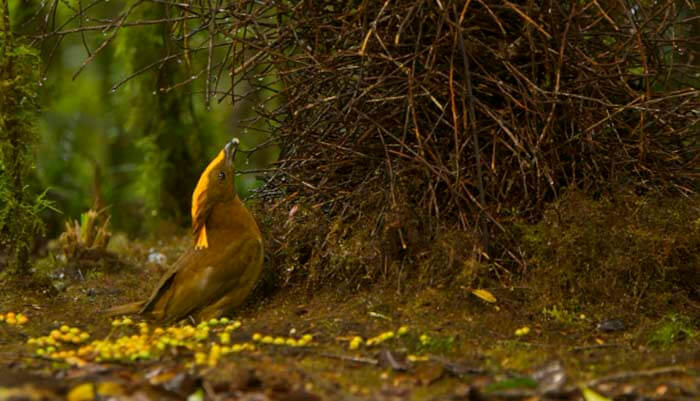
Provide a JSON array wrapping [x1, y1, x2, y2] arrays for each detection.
[[585, 366, 688, 387], [319, 353, 378, 366]]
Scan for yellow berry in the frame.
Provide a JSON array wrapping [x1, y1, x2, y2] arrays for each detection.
[[194, 352, 207, 365], [515, 326, 530, 336], [349, 337, 363, 350]]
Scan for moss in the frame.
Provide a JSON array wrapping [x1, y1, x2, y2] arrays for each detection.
[[648, 313, 698, 348], [484, 340, 546, 372], [0, 37, 53, 273], [519, 190, 700, 312], [254, 187, 698, 330]]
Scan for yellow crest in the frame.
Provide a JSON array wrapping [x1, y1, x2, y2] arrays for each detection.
[[191, 150, 225, 249]]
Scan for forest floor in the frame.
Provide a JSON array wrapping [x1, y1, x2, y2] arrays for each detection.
[[0, 234, 698, 401]]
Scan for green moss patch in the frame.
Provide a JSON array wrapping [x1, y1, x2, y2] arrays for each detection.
[[518, 190, 699, 313]]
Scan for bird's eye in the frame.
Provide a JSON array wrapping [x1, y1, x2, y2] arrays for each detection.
[[217, 171, 226, 181]]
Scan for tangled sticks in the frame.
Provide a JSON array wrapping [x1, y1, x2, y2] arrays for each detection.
[[37, 0, 699, 263], [258, 1, 698, 254]]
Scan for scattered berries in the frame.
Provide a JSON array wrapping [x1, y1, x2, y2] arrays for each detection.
[[0, 312, 28, 326]]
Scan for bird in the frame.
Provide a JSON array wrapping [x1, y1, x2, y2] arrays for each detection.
[[108, 137, 263, 323]]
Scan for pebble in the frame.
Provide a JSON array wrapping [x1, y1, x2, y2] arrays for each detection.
[[596, 319, 626, 332]]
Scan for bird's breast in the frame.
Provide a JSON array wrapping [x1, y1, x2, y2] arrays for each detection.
[[203, 199, 262, 247]]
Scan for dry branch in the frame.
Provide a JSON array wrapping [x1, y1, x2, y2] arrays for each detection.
[[30, 0, 700, 271]]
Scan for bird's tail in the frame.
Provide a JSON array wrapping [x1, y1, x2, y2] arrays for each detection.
[[104, 301, 145, 317]]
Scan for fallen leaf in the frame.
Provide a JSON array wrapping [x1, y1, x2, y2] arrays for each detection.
[[186, 388, 205, 401], [484, 377, 537, 393], [471, 289, 497, 303], [67, 382, 124, 401], [579, 385, 612, 401], [0, 385, 61, 401]]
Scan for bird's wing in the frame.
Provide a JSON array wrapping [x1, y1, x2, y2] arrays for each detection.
[[155, 234, 263, 322], [139, 248, 200, 315]]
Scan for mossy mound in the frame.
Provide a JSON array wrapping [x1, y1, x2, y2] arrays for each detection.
[[518, 190, 699, 312], [254, 190, 699, 316]]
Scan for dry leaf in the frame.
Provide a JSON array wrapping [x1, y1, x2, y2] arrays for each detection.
[[471, 289, 497, 303]]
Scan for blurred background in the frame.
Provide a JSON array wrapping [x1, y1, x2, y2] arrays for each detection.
[[9, 0, 278, 239]]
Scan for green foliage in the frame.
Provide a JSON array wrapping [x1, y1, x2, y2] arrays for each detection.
[[33, 1, 259, 235], [648, 313, 698, 348], [0, 31, 54, 272], [542, 305, 580, 326], [0, 184, 54, 270], [109, 7, 202, 229], [134, 134, 170, 223], [399, 332, 455, 355]]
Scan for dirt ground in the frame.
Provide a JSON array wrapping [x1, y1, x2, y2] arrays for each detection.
[[0, 234, 698, 401]]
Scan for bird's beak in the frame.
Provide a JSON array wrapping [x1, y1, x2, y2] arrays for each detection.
[[224, 137, 240, 166]]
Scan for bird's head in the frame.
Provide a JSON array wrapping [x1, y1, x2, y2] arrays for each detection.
[[191, 137, 240, 248]]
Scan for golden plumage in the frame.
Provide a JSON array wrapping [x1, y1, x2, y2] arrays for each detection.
[[108, 138, 263, 322]]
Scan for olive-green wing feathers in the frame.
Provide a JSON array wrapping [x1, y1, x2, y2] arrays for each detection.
[[142, 235, 262, 323]]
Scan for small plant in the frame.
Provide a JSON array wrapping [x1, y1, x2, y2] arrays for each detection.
[[648, 314, 697, 348], [543, 305, 579, 326], [399, 331, 455, 355], [58, 209, 112, 262]]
